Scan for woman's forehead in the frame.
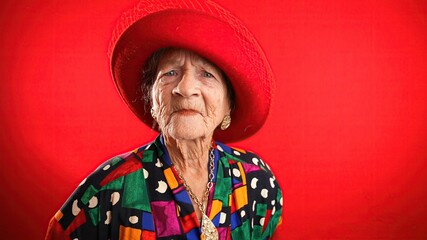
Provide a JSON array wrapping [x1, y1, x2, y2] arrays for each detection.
[[158, 48, 216, 68]]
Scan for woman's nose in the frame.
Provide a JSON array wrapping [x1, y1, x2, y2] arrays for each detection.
[[172, 72, 200, 97]]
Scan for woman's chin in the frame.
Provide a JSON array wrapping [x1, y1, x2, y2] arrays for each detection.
[[167, 128, 206, 141], [164, 123, 210, 141]]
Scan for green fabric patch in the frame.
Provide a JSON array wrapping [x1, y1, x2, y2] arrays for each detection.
[[256, 203, 267, 216], [253, 225, 263, 239], [276, 189, 283, 202], [142, 150, 154, 163], [111, 157, 122, 166], [153, 139, 164, 157], [122, 169, 151, 212], [213, 159, 232, 204], [231, 220, 251, 239], [87, 207, 99, 226], [262, 207, 283, 239], [81, 185, 98, 205], [220, 155, 230, 168], [223, 152, 244, 162], [100, 176, 124, 191]]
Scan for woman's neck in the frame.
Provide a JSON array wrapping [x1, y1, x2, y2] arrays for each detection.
[[163, 135, 212, 173], [163, 135, 214, 220]]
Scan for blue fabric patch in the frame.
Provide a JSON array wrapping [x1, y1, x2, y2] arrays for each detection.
[[175, 190, 192, 205], [186, 228, 200, 240], [141, 211, 155, 231], [230, 212, 242, 230]]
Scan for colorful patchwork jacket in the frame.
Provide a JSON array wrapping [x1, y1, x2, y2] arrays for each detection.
[[45, 135, 283, 239]]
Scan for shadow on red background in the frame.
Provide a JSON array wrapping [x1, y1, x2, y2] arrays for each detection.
[[1, 0, 427, 239]]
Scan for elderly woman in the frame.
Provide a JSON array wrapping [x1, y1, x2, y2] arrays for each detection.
[[46, 0, 282, 239]]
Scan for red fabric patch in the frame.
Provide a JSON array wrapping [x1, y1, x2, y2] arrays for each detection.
[[228, 159, 237, 165], [100, 156, 142, 186], [230, 194, 236, 214], [179, 212, 199, 233], [141, 230, 156, 240], [65, 209, 87, 236], [262, 209, 272, 233], [134, 148, 146, 160], [45, 218, 70, 240]]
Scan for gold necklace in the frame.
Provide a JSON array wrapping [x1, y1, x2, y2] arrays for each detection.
[[174, 149, 218, 240]]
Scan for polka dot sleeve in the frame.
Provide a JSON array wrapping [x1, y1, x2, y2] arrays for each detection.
[[240, 152, 283, 239]]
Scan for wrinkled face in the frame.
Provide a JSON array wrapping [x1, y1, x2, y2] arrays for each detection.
[[151, 49, 231, 141]]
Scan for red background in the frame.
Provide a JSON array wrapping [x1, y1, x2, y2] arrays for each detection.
[[1, 0, 427, 239]]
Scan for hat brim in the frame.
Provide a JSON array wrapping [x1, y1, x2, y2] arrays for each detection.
[[111, 7, 272, 143]]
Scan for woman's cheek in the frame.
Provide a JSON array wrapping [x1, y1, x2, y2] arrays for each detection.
[[152, 86, 166, 111], [206, 104, 220, 125], [158, 99, 173, 126]]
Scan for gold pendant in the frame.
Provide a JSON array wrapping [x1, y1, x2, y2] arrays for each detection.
[[201, 213, 218, 240]]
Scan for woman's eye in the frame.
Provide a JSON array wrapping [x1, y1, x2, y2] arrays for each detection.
[[203, 71, 213, 78], [164, 70, 177, 76]]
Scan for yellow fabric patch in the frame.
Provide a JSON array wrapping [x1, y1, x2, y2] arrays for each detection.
[[237, 162, 247, 185], [119, 225, 142, 240], [232, 147, 247, 153], [233, 185, 248, 209], [54, 210, 63, 221], [209, 199, 223, 219], [164, 168, 179, 189]]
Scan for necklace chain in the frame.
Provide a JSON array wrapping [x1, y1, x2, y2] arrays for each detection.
[[174, 148, 215, 215], [173, 148, 218, 239]]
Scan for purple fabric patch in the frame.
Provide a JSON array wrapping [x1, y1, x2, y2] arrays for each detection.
[[242, 162, 262, 173], [218, 227, 228, 239], [172, 184, 185, 194], [150, 201, 181, 237]]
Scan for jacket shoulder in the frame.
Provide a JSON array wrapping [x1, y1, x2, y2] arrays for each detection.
[[52, 143, 156, 233], [216, 142, 274, 175]]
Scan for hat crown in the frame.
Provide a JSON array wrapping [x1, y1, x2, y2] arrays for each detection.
[[109, 0, 266, 76]]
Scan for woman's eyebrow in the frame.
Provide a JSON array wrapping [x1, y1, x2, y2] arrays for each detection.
[[196, 60, 219, 72], [159, 57, 183, 68]]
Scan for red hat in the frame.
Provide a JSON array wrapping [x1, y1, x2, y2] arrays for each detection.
[[109, 0, 273, 143]]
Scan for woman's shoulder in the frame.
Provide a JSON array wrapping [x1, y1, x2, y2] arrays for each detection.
[[47, 142, 158, 237], [61, 142, 157, 208], [82, 142, 158, 190], [215, 141, 274, 177], [215, 141, 283, 237]]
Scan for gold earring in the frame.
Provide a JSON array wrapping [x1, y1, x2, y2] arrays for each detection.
[[220, 115, 231, 130], [150, 108, 156, 120]]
